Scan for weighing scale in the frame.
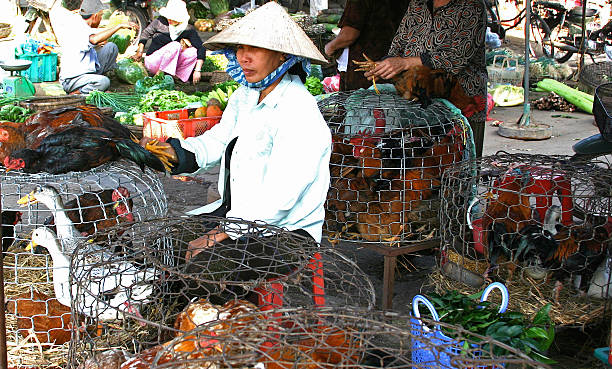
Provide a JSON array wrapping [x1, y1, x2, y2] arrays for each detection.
[[0, 60, 35, 97]]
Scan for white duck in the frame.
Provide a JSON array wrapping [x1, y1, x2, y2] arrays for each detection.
[[19, 185, 89, 255], [27, 227, 157, 321]]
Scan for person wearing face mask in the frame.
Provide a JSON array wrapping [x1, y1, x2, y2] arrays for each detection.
[[139, 2, 331, 261], [50, 0, 138, 94], [132, 0, 206, 84]]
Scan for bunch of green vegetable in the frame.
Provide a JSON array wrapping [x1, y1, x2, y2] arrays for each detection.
[[425, 290, 555, 364], [0, 105, 31, 122], [201, 55, 229, 72], [139, 89, 199, 112], [208, 0, 229, 16], [134, 73, 175, 94], [86, 91, 141, 113], [204, 84, 236, 109], [305, 76, 324, 96]]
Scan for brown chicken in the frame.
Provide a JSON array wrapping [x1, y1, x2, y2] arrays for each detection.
[[6, 291, 79, 345], [43, 187, 134, 236], [173, 299, 258, 336], [78, 349, 126, 369], [263, 326, 363, 369], [354, 55, 487, 118], [420, 128, 465, 180], [0, 122, 27, 164], [356, 170, 440, 242]]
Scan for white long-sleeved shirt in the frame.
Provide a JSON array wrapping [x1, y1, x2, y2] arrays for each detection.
[[178, 74, 332, 242]]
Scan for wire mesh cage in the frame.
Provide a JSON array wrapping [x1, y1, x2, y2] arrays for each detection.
[[67, 216, 375, 367], [438, 152, 612, 326], [73, 307, 547, 369], [319, 90, 475, 245], [2, 162, 167, 367]]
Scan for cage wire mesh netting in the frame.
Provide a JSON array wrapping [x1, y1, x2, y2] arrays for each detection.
[[318, 90, 475, 246], [72, 307, 547, 369], [1, 162, 167, 368], [68, 216, 375, 366], [436, 152, 612, 326]]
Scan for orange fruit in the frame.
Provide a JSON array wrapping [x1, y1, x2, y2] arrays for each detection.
[[194, 107, 207, 118], [206, 105, 223, 118]]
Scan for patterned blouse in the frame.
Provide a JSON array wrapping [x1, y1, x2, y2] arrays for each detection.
[[389, 0, 487, 115]]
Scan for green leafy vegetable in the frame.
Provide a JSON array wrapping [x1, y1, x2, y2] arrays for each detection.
[[108, 33, 132, 54], [208, 0, 229, 16], [423, 290, 555, 364], [86, 91, 141, 113], [139, 89, 199, 112], [201, 55, 229, 72], [305, 76, 324, 96], [134, 73, 175, 94]]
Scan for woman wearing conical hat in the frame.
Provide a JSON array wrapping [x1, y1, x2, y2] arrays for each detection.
[[141, 2, 331, 257]]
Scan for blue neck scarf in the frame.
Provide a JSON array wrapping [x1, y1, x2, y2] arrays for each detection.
[[214, 48, 311, 91]]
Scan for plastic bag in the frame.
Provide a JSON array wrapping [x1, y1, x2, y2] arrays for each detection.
[[115, 59, 148, 85], [134, 73, 175, 94]]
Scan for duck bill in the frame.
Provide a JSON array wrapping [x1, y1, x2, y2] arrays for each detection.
[[25, 240, 37, 251], [17, 192, 38, 206]]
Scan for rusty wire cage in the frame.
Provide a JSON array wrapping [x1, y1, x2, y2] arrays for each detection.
[[437, 152, 612, 326], [67, 216, 375, 367], [1, 162, 167, 368], [71, 307, 548, 369], [319, 90, 475, 246]]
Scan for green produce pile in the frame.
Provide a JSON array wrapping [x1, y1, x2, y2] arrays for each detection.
[[198, 80, 238, 109], [86, 91, 141, 113], [0, 105, 32, 122], [0, 94, 28, 108], [139, 89, 200, 113], [305, 76, 324, 96], [425, 290, 555, 364], [116, 59, 148, 85], [209, 0, 229, 16], [201, 55, 229, 72], [134, 73, 175, 94]]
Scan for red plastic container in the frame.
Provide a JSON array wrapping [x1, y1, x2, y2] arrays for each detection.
[[142, 108, 221, 141]]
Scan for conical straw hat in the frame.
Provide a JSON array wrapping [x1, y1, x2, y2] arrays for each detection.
[[204, 2, 328, 64]]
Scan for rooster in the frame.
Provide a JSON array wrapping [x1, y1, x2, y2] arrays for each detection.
[[4, 116, 165, 174], [481, 173, 533, 280], [353, 54, 487, 117]]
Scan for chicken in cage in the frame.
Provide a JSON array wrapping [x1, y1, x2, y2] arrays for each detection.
[[318, 90, 474, 244], [438, 152, 612, 325], [66, 216, 375, 366], [73, 307, 546, 369], [1, 162, 167, 367]]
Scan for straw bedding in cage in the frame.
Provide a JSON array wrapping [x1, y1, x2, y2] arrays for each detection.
[[436, 152, 612, 327], [319, 90, 475, 246]]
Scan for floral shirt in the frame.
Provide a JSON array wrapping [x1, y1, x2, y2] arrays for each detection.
[[175, 74, 332, 242], [389, 0, 487, 116]]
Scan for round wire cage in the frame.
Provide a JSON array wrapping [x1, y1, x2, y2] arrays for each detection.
[[2, 162, 167, 367], [67, 216, 375, 366], [76, 307, 548, 369], [319, 90, 475, 245], [438, 152, 612, 326]]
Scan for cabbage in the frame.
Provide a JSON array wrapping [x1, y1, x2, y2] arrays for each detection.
[[491, 85, 524, 107]]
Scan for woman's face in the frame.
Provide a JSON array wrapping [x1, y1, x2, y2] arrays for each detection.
[[236, 45, 283, 83]]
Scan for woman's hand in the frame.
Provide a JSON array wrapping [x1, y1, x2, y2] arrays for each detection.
[[139, 137, 178, 163], [121, 22, 139, 32], [364, 57, 412, 80], [193, 70, 201, 84], [186, 227, 229, 261]]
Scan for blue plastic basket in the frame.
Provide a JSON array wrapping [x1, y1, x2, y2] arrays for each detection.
[[411, 282, 509, 369]]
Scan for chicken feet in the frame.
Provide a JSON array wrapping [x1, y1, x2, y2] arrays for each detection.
[[352, 53, 381, 94], [135, 138, 176, 172]]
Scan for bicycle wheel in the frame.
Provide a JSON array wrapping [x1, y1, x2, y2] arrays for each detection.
[[486, 0, 506, 39], [540, 19, 575, 63], [529, 12, 552, 56]]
